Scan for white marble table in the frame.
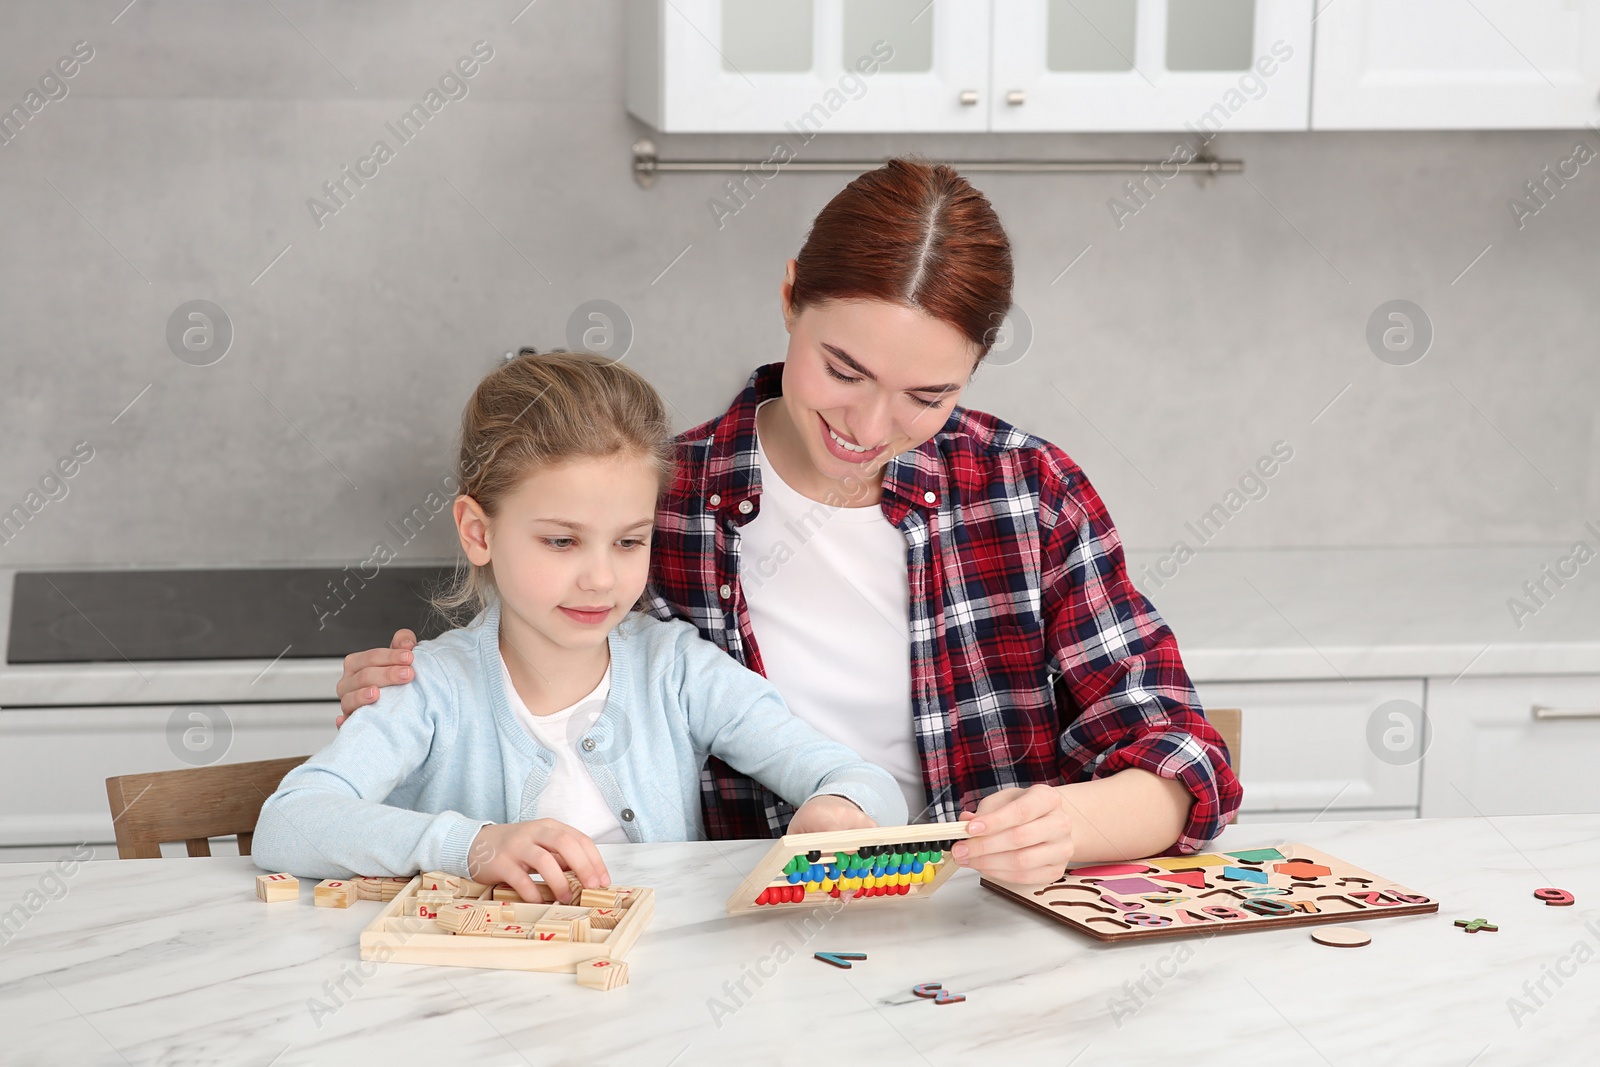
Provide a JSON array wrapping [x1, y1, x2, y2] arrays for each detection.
[[3, 815, 1597, 1066]]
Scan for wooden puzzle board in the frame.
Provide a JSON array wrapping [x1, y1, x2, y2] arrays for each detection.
[[726, 822, 973, 916], [360, 876, 654, 972], [981, 843, 1437, 942]]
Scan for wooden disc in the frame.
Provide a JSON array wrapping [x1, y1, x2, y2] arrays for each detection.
[[1312, 926, 1371, 948]]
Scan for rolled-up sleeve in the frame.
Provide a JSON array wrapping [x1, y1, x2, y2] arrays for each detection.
[[1039, 453, 1242, 854]]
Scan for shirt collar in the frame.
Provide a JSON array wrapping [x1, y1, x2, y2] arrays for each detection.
[[702, 362, 951, 524]]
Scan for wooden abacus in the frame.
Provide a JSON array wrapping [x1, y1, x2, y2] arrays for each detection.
[[726, 822, 972, 916]]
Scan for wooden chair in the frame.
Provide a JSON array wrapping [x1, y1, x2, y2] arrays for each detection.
[[104, 755, 310, 859], [1208, 707, 1243, 825]]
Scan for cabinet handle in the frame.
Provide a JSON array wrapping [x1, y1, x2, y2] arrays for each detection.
[[1532, 705, 1600, 720], [1006, 90, 1026, 106], [959, 90, 978, 106]]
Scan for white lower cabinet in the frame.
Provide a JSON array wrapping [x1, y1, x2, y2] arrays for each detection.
[[1194, 679, 1425, 818], [1420, 675, 1600, 817], [0, 703, 337, 849]]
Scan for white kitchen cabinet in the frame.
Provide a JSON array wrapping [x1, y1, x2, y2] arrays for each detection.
[[626, 0, 992, 133], [989, 0, 1314, 132], [1420, 674, 1600, 817], [1312, 0, 1600, 130], [0, 703, 336, 849], [1195, 679, 1425, 817], [626, 0, 1313, 133]]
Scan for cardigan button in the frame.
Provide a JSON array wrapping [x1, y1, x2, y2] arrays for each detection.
[[923, 491, 937, 505], [620, 808, 635, 822], [737, 499, 754, 514], [582, 738, 596, 752], [709, 493, 721, 507]]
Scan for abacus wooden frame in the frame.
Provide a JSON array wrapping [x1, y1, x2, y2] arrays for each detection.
[[725, 821, 973, 916]]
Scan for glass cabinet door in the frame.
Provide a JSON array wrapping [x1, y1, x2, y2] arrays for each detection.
[[635, 0, 992, 132], [989, 0, 1314, 132]]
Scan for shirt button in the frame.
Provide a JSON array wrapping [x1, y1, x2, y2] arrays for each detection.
[[923, 491, 937, 505], [719, 583, 732, 599], [582, 738, 596, 752], [620, 808, 635, 822], [737, 499, 754, 515], [709, 493, 721, 507]]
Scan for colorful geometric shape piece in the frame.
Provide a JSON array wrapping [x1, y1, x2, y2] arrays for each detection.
[[1219, 866, 1269, 884], [1226, 847, 1286, 863], [1274, 861, 1332, 878], [1088, 876, 1170, 895], [1066, 863, 1155, 877], [1154, 870, 1208, 889], [1147, 853, 1231, 870]]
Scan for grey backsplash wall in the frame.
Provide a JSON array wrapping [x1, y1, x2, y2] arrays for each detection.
[[2, 1, 1596, 572]]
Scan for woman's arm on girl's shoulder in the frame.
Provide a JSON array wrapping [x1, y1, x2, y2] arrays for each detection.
[[333, 628, 419, 726], [1036, 448, 1242, 855], [252, 647, 490, 880], [651, 619, 909, 828]]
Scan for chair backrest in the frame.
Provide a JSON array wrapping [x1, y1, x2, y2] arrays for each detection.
[[105, 755, 310, 859], [1208, 707, 1243, 826]]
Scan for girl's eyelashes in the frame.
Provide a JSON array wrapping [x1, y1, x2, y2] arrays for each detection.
[[539, 535, 650, 550]]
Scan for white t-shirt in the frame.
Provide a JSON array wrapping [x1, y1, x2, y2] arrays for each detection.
[[740, 403, 928, 817], [499, 658, 630, 844]]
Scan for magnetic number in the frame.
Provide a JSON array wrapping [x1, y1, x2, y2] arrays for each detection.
[[1122, 912, 1174, 927]]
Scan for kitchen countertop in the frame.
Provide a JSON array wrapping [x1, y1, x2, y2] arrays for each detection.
[[2, 545, 1596, 706], [2, 814, 1594, 1065]]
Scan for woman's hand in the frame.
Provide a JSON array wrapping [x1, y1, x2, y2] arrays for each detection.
[[334, 628, 418, 727], [953, 784, 1074, 884], [466, 820, 611, 904], [788, 794, 876, 835]]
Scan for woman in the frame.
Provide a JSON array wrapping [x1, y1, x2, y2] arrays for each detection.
[[336, 157, 1241, 886]]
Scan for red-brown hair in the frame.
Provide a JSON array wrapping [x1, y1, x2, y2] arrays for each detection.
[[788, 156, 1014, 360]]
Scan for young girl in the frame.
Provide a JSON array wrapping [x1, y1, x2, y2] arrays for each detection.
[[252, 353, 907, 904]]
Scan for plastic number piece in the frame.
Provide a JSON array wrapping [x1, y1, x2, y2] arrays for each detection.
[[912, 982, 965, 1004], [1122, 911, 1175, 927], [1241, 897, 1297, 917], [814, 952, 867, 969], [1534, 888, 1576, 907]]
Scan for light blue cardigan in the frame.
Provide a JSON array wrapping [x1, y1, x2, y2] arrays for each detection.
[[252, 600, 906, 879]]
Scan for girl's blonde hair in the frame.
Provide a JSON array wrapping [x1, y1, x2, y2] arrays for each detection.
[[430, 350, 676, 624]]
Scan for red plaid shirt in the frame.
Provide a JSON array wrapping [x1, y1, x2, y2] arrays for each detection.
[[646, 363, 1241, 854]]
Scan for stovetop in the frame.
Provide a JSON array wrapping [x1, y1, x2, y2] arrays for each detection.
[[6, 567, 459, 664]]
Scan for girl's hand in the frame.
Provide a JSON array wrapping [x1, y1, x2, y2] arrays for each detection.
[[953, 784, 1074, 885], [334, 629, 418, 727], [788, 794, 876, 835], [466, 820, 611, 904]]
